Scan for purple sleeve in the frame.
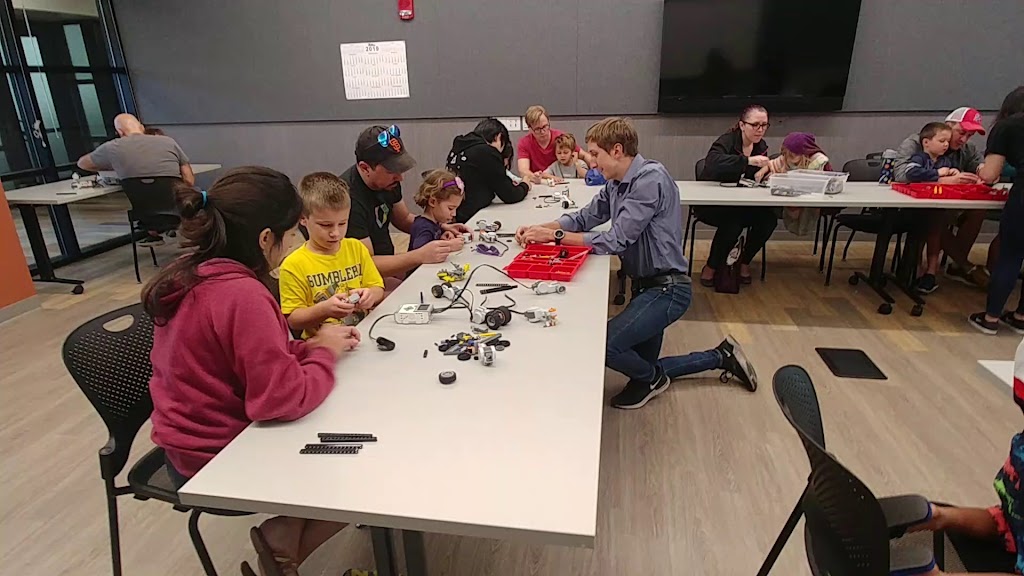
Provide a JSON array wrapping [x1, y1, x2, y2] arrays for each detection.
[[409, 217, 440, 251]]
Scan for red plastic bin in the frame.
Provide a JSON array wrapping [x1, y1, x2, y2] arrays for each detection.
[[891, 182, 1007, 201], [504, 244, 591, 282]]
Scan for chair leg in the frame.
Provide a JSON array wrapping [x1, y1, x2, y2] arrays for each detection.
[[149, 246, 158, 267], [688, 215, 698, 270], [813, 216, 822, 256], [842, 230, 855, 261], [760, 245, 767, 281], [683, 207, 692, 255], [891, 233, 903, 274], [826, 225, 841, 286], [129, 215, 141, 284], [105, 481, 124, 576], [188, 509, 218, 576], [756, 492, 806, 576], [818, 215, 833, 272]]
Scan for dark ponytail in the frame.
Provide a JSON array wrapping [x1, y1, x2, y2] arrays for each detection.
[[993, 85, 1024, 126], [732, 104, 768, 131], [142, 166, 303, 324]]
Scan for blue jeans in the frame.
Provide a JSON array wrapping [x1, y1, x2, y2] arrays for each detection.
[[987, 188, 1024, 317], [606, 282, 722, 382]]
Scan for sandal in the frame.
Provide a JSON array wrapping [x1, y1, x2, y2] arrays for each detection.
[[249, 527, 299, 576], [740, 275, 753, 285]]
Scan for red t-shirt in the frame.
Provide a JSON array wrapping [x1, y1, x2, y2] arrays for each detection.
[[516, 129, 580, 173]]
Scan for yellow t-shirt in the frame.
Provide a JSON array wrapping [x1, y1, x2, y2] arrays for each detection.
[[279, 240, 384, 332]]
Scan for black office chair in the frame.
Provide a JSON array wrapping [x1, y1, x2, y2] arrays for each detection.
[[756, 366, 932, 575], [837, 159, 884, 262], [685, 158, 768, 283], [121, 177, 182, 283], [63, 304, 249, 576]]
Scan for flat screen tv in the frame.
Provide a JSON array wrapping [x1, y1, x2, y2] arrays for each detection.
[[659, 0, 863, 113]]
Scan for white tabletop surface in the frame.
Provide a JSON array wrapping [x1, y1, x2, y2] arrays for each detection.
[[525, 180, 1008, 211], [978, 359, 1013, 389], [179, 201, 611, 547], [5, 163, 222, 206]]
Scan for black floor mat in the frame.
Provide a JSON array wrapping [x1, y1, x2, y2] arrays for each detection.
[[815, 347, 887, 380]]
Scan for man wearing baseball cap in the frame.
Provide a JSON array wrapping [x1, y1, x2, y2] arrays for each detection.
[[893, 106, 989, 292], [340, 125, 467, 280]]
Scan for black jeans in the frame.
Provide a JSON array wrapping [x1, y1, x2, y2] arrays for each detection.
[[986, 188, 1024, 317], [693, 206, 778, 269]]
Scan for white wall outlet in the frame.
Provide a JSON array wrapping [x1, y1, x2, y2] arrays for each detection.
[[496, 116, 522, 132]]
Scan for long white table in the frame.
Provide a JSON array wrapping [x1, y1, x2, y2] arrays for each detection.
[[179, 202, 611, 575], [6, 164, 222, 292]]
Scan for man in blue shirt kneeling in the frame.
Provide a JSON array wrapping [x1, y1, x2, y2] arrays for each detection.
[[515, 117, 758, 409]]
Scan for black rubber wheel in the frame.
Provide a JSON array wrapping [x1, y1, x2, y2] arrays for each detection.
[[848, 275, 859, 286], [877, 302, 893, 315], [430, 284, 444, 298], [911, 304, 924, 317], [72, 285, 85, 295], [613, 294, 625, 305]]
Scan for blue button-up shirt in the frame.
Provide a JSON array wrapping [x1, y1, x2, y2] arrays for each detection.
[[557, 155, 688, 278]]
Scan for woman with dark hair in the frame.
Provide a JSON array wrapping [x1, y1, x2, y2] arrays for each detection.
[[142, 167, 368, 575], [447, 117, 530, 223], [969, 86, 1024, 335], [695, 105, 778, 286]]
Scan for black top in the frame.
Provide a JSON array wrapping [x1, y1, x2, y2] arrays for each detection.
[[987, 115, 1024, 190], [340, 164, 403, 256], [446, 132, 529, 224], [700, 129, 769, 182]]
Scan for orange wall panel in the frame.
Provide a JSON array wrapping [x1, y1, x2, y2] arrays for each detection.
[[0, 184, 37, 308]]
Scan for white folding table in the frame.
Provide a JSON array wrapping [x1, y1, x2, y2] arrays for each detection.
[[5, 164, 222, 292], [179, 200, 611, 575]]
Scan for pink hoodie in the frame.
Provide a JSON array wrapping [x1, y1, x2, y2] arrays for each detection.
[[149, 258, 337, 477]]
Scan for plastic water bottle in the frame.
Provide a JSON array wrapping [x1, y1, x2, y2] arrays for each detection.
[[879, 150, 897, 185]]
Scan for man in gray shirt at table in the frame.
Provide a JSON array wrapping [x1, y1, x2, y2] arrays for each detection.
[[77, 113, 194, 245], [515, 117, 757, 409]]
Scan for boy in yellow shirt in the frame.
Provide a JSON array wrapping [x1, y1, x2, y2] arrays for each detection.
[[280, 172, 385, 337]]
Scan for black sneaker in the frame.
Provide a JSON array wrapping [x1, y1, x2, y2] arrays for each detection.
[[715, 335, 758, 392], [611, 366, 669, 409], [915, 273, 938, 295], [138, 235, 164, 247], [1000, 312, 1024, 335], [968, 312, 998, 335]]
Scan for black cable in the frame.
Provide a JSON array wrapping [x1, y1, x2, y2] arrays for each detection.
[[367, 313, 396, 341], [431, 263, 530, 316]]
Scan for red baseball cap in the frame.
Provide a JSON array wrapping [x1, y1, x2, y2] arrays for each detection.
[[945, 107, 986, 135]]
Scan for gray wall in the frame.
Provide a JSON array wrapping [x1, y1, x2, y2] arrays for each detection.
[[116, 0, 1022, 206], [113, 0, 661, 123]]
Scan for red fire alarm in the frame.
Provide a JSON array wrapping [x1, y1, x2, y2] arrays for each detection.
[[398, 0, 414, 20]]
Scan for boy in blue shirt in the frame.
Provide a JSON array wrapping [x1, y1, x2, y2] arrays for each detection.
[[907, 122, 961, 183], [515, 117, 757, 409]]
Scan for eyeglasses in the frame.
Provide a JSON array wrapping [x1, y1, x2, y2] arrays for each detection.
[[376, 125, 401, 149], [530, 123, 550, 133], [742, 121, 771, 131]]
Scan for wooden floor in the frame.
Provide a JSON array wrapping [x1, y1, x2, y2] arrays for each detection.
[[0, 238, 1018, 576]]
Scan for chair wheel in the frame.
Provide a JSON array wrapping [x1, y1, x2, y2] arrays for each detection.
[[612, 294, 625, 305], [72, 285, 85, 295], [877, 303, 893, 315], [911, 304, 924, 317], [848, 275, 859, 286]]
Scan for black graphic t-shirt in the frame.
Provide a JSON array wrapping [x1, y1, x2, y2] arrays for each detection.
[[340, 164, 403, 256]]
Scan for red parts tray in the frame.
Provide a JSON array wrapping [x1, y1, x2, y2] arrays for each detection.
[[891, 182, 1007, 201], [504, 245, 591, 282]]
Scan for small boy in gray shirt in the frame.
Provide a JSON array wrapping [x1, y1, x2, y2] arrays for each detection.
[[544, 133, 589, 180]]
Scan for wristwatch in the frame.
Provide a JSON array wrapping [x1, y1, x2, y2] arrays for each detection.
[[553, 229, 565, 245]]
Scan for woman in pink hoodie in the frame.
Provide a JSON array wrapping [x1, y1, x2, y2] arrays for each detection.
[[142, 166, 361, 576]]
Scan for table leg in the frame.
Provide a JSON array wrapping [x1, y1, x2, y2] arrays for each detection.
[[17, 204, 85, 293], [48, 204, 81, 258], [402, 530, 429, 576], [370, 527, 398, 576], [849, 209, 897, 314]]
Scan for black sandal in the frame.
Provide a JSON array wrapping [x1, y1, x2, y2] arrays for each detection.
[[699, 266, 715, 287]]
